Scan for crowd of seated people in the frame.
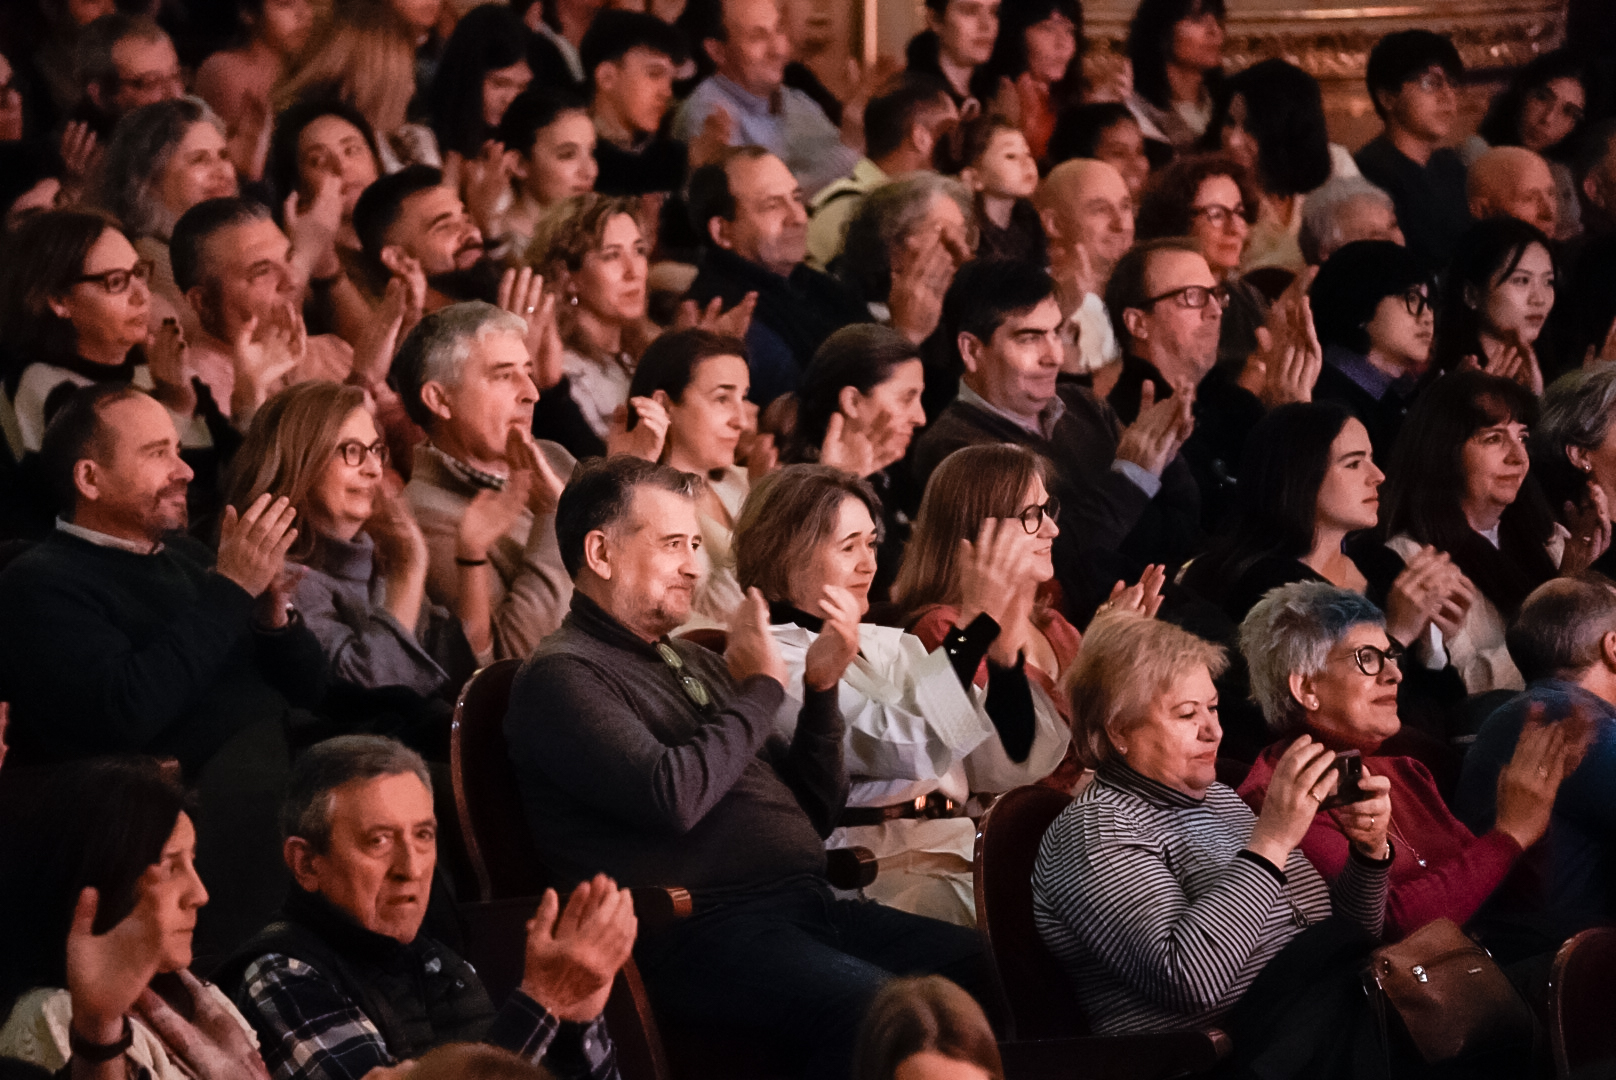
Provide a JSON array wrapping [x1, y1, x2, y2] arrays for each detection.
[[2, 0, 1616, 1077]]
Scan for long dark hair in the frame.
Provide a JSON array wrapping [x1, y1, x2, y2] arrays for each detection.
[[427, 4, 530, 158], [0, 209, 122, 391], [1431, 217, 1556, 374], [1127, 0, 1225, 111], [787, 324, 922, 464], [0, 758, 191, 1013], [1477, 49, 1588, 163], [1181, 402, 1353, 605], [1202, 58, 1332, 198], [970, 0, 1083, 108], [1380, 370, 1556, 617], [267, 97, 381, 207]]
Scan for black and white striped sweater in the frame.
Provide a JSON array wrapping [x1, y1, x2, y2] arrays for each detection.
[[1032, 760, 1389, 1035]]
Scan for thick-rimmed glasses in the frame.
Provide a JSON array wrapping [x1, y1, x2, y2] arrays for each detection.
[[75, 260, 154, 295], [1189, 203, 1247, 229], [1341, 642, 1403, 677], [657, 643, 713, 710], [1018, 496, 1060, 534], [1144, 284, 1230, 311], [335, 439, 390, 467], [1401, 288, 1431, 318]]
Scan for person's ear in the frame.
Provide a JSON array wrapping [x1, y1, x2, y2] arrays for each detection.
[[183, 283, 213, 324], [924, 6, 944, 32], [910, 122, 934, 161], [72, 458, 101, 505], [1038, 204, 1062, 242], [959, 164, 983, 194], [703, 38, 726, 71], [1466, 193, 1489, 221], [582, 528, 613, 580], [1122, 306, 1148, 345], [707, 215, 734, 251], [283, 837, 322, 893], [651, 388, 674, 412], [1288, 671, 1320, 713], [595, 61, 619, 96], [378, 243, 411, 277], [837, 384, 864, 422], [1461, 283, 1480, 311], [85, 81, 108, 113], [46, 291, 72, 320], [1372, 86, 1397, 122], [508, 149, 531, 181], [419, 380, 455, 424], [957, 331, 984, 374], [1567, 445, 1594, 475]]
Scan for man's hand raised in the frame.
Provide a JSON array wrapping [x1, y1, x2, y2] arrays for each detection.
[[727, 588, 787, 687], [521, 875, 637, 1023], [1114, 380, 1194, 478], [216, 494, 298, 599]]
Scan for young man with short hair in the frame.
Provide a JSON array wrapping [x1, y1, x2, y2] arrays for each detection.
[[581, 10, 690, 197]]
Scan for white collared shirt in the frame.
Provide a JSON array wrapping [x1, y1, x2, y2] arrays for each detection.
[[56, 517, 162, 555]]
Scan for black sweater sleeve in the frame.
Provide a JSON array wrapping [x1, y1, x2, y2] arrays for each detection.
[[939, 614, 1036, 764]]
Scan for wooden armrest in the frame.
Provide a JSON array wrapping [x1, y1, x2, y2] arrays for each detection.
[[630, 886, 693, 933], [826, 846, 878, 890], [999, 1030, 1230, 1080]]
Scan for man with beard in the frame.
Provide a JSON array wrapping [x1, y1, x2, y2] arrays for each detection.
[[353, 165, 511, 313], [0, 384, 326, 957]]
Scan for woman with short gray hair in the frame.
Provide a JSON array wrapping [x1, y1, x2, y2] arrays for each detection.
[[1235, 580, 1572, 942], [835, 174, 976, 344], [1537, 363, 1616, 576]]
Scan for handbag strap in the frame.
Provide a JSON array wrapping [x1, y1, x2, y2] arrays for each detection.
[[1363, 967, 1394, 1080]]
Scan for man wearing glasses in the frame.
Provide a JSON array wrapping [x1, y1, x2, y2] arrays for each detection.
[[1354, 30, 1473, 269], [506, 455, 988, 1080], [74, 13, 185, 138]]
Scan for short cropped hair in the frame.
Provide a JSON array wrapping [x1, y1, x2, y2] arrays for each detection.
[[1365, 30, 1463, 118], [687, 146, 773, 243], [1507, 575, 1616, 681], [1104, 236, 1203, 346], [281, 736, 432, 854], [554, 456, 703, 579], [1064, 613, 1228, 770], [864, 76, 951, 163], [78, 13, 169, 96], [1239, 582, 1387, 735], [733, 464, 884, 602], [353, 164, 442, 267], [852, 976, 1003, 1080], [392, 301, 527, 431], [943, 258, 1055, 347], [38, 384, 150, 518], [579, 9, 688, 84], [171, 197, 274, 293]]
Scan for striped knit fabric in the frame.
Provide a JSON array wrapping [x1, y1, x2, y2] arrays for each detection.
[[1032, 760, 1389, 1035]]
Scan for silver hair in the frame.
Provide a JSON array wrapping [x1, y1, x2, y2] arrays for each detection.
[[1300, 176, 1396, 265], [1239, 581, 1386, 734], [96, 96, 228, 240], [280, 735, 433, 853], [395, 301, 528, 430], [1539, 363, 1616, 468], [839, 174, 975, 303]]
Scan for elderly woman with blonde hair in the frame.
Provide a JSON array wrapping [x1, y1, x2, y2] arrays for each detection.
[[1032, 612, 1404, 1074]]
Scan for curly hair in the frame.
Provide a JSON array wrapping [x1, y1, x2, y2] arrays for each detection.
[[1134, 151, 1257, 240]]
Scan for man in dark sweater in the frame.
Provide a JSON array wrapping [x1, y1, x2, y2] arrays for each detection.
[[1353, 30, 1472, 270], [684, 148, 869, 407], [0, 384, 325, 957], [911, 258, 1194, 618], [581, 11, 692, 199], [505, 457, 986, 1080]]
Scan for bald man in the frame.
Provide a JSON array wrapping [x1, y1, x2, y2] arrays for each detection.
[[1468, 146, 1558, 236], [1036, 159, 1135, 376]]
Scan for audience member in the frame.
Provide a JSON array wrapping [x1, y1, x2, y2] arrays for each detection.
[[956, 114, 1044, 266], [0, 384, 324, 954], [972, 0, 1082, 160], [674, 0, 858, 197], [1575, 120, 1616, 239], [493, 89, 600, 256], [623, 329, 751, 625], [895, 444, 1088, 792], [218, 735, 633, 1080], [735, 463, 1044, 924], [1536, 363, 1616, 578], [396, 302, 575, 662], [685, 147, 867, 406], [1306, 239, 1434, 458], [1469, 49, 1588, 240], [1203, 58, 1356, 274], [1124, 0, 1226, 151], [353, 166, 499, 311], [1431, 217, 1556, 389], [836, 173, 976, 346], [807, 76, 959, 271], [1354, 29, 1471, 269], [519, 0, 602, 89], [785, 324, 929, 598], [903, 0, 1000, 112], [193, 0, 313, 178], [1297, 176, 1403, 265], [1033, 159, 1133, 380], [581, 11, 691, 199], [851, 976, 1003, 1080], [1043, 102, 1150, 197], [505, 454, 988, 1080], [0, 757, 265, 1080], [74, 14, 183, 139], [1454, 576, 1616, 955], [1468, 146, 1560, 238], [426, 4, 533, 162]]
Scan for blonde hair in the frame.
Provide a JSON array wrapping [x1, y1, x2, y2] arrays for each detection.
[[526, 192, 640, 275], [226, 380, 370, 562], [893, 444, 1046, 618], [1063, 613, 1228, 770], [275, 4, 417, 136]]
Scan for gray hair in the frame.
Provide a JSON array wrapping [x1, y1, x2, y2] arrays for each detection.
[[1507, 575, 1616, 681], [393, 301, 528, 431], [96, 97, 227, 240], [77, 13, 169, 96], [1539, 363, 1616, 470], [1240, 581, 1386, 734], [280, 735, 432, 853], [838, 174, 975, 304], [1300, 176, 1396, 265]]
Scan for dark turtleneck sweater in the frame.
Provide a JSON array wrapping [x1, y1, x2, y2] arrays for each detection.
[[506, 591, 848, 904]]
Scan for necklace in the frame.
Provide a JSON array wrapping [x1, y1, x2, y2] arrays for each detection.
[[1386, 813, 1427, 868]]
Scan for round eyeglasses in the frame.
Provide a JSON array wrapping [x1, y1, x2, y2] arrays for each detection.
[[75, 260, 154, 296], [335, 440, 390, 467], [1018, 496, 1060, 534], [1343, 642, 1403, 677], [1401, 288, 1431, 318]]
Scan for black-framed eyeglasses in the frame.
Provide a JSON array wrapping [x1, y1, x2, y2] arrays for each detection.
[[1342, 642, 1403, 677], [335, 439, 390, 467], [1018, 496, 1060, 534], [75, 260, 154, 295], [1189, 203, 1247, 229], [1401, 287, 1431, 318], [1143, 284, 1230, 311], [657, 643, 713, 710]]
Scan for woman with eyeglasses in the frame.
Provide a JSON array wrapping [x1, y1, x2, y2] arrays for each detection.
[[1432, 218, 1558, 392], [1306, 239, 1437, 462], [0, 209, 201, 455], [226, 381, 472, 703], [1134, 152, 1266, 369], [1236, 580, 1573, 941], [894, 444, 1082, 795]]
